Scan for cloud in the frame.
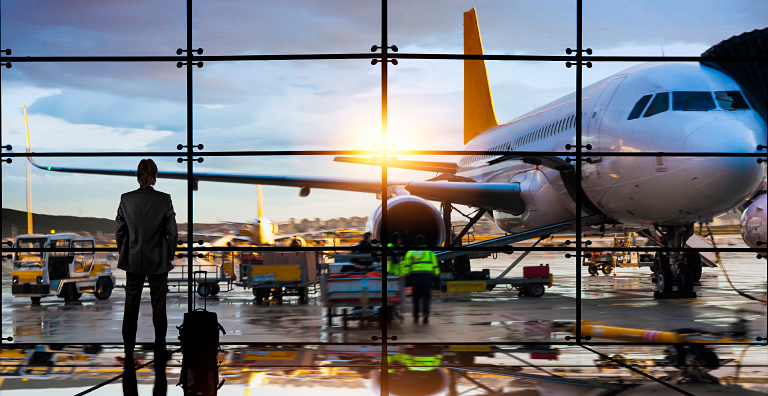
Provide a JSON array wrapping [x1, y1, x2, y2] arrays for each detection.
[[2, 86, 175, 151]]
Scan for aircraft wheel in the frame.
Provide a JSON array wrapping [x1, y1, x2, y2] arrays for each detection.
[[94, 278, 113, 300], [197, 283, 216, 297], [84, 344, 102, 355], [31, 297, 41, 304], [62, 284, 76, 302], [684, 252, 702, 282], [679, 267, 694, 293], [601, 264, 613, 275], [527, 284, 545, 298], [657, 266, 674, 296], [587, 265, 598, 276]]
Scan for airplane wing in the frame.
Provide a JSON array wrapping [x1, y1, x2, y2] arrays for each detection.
[[334, 156, 458, 174], [335, 155, 572, 173], [179, 227, 363, 243], [28, 157, 525, 213], [272, 227, 365, 240]]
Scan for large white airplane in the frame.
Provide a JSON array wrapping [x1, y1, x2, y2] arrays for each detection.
[[28, 9, 766, 298]]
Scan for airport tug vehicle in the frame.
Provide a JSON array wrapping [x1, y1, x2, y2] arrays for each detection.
[[582, 235, 654, 276], [11, 233, 115, 303]]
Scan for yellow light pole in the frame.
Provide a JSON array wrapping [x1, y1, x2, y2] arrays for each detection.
[[24, 105, 33, 234]]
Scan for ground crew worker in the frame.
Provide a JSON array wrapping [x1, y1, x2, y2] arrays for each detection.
[[402, 234, 440, 324], [388, 351, 443, 372], [373, 346, 449, 396], [386, 232, 404, 276]]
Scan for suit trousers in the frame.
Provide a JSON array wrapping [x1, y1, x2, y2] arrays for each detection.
[[123, 272, 168, 355]]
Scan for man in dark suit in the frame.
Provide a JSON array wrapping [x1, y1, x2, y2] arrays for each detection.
[[116, 159, 177, 395]]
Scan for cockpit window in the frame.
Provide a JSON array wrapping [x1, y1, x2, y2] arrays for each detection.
[[643, 92, 669, 117], [715, 91, 749, 110], [628, 94, 652, 120], [672, 91, 715, 111]]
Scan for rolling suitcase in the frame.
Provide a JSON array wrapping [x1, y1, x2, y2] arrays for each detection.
[[177, 271, 226, 395]]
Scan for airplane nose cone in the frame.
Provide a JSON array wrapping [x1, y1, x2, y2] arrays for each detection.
[[681, 120, 763, 216], [684, 120, 760, 153]]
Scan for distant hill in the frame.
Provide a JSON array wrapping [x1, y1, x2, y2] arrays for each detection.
[[2, 208, 116, 238]]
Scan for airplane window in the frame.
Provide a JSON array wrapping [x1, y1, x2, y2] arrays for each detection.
[[643, 92, 669, 117], [672, 91, 715, 111], [628, 94, 653, 120], [715, 91, 750, 110]]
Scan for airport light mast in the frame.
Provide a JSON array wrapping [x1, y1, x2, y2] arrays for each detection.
[[24, 104, 33, 234]]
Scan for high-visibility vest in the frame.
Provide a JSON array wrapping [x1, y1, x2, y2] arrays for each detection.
[[388, 353, 444, 372], [403, 248, 439, 276], [386, 243, 402, 276]]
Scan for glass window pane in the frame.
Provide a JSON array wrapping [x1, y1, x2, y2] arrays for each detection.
[[673, 91, 716, 111], [627, 94, 652, 120], [715, 90, 750, 110], [643, 92, 669, 117], [1, 2, 185, 56]]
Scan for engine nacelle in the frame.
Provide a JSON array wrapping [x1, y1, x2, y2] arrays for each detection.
[[741, 193, 766, 249], [492, 170, 575, 234], [365, 195, 445, 246]]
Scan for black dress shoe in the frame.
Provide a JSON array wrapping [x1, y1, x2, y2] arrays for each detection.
[[423, 317, 429, 324]]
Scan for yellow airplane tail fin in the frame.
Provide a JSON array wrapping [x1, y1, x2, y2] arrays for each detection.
[[464, 8, 498, 144]]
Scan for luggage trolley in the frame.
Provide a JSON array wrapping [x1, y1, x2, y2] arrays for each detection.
[[321, 272, 405, 329]]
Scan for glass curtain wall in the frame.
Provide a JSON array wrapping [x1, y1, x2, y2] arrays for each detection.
[[1, 1, 766, 395]]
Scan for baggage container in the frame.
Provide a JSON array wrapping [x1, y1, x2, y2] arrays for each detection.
[[523, 265, 550, 278]]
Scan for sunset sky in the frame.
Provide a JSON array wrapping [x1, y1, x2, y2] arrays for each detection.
[[2, 0, 765, 223]]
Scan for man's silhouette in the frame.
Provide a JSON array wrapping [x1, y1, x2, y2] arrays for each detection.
[[116, 158, 177, 396]]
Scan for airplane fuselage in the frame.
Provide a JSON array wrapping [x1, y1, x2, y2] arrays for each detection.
[[458, 63, 766, 233]]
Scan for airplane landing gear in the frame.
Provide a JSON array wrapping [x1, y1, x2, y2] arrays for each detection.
[[651, 225, 697, 298]]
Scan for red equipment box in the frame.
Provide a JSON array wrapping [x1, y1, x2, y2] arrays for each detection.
[[523, 264, 550, 278]]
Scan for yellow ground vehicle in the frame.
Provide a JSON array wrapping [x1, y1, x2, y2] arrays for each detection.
[[582, 235, 654, 275], [11, 233, 115, 303]]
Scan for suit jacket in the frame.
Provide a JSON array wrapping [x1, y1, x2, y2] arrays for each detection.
[[115, 186, 178, 274]]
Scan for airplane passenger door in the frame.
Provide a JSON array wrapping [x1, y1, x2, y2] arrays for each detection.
[[587, 76, 625, 162]]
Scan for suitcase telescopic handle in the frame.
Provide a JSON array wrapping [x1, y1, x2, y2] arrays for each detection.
[[193, 270, 208, 310]]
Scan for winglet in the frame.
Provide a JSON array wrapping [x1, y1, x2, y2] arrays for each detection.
[[464, 8, 498, 144]]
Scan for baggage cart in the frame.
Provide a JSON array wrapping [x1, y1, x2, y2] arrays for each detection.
[[236, 251, 319, 305], [321, 272, 404, 328], [161, 255, 236, 297]]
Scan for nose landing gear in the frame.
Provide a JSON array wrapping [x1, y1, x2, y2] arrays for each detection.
[[651, 225, 699, 299]]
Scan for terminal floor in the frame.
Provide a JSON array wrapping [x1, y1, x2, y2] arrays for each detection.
[[3, 255, 765, 344]]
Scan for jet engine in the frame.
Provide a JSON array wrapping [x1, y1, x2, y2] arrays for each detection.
[[740, 193, 766, 249], [365, 195, 446, 246], [492, 170, 575, 234]]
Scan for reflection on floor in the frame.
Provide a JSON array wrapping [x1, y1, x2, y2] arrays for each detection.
[[0, 343, 766, 395]]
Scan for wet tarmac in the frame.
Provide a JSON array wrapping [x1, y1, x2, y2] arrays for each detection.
[[3, 238, 765, 345], [0, 344, 765, 395]]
